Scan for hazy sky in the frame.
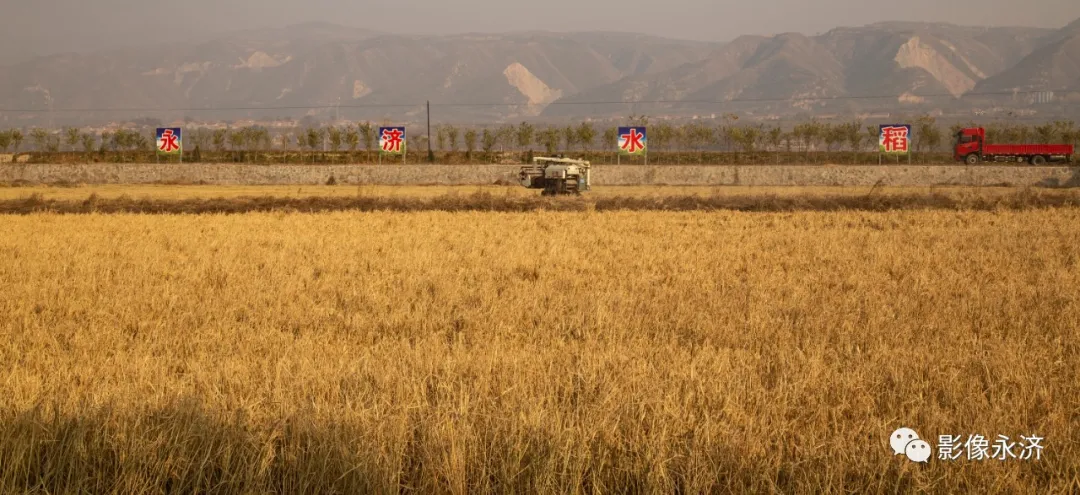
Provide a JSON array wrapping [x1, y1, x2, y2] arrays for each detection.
[[3, 0, 1079, 64]]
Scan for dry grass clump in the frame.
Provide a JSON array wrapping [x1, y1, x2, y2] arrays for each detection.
[[1, 186, 1078, 214], [0, 209, 1078, 493]]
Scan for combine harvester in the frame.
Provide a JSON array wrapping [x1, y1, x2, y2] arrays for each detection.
[[954, 127, 1074, 165], [518, 156, 592, 196]]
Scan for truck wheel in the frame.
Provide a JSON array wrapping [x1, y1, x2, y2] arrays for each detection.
[[1031, 155, 1047, 166], [965, 154, 979, 165]]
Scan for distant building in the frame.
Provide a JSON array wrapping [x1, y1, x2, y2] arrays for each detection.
[[1032, 91, 1054, 104]]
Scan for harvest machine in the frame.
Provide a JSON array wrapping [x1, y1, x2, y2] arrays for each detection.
[[518, 156, 592, 196]]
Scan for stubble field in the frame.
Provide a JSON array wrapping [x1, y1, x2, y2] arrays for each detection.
[[0, 186, 1078, 493], [0, 183, 1068, 201]]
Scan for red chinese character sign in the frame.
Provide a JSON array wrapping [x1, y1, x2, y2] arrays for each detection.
[[879, 124, 911, 154], [617, 126, 647, 156], [379, 127, 406, 155], [156, 128, 182, 156]]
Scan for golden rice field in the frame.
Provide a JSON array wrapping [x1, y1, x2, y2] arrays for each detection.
[[1, 187, 1079, 493], [0, 183, 1045, 201]]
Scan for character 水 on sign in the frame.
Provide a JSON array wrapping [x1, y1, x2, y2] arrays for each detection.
[[619, 128, 645, 154]]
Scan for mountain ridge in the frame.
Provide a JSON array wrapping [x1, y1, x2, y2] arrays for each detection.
[[0, 19, 1076, 126], [543, 20, 1069, 118]]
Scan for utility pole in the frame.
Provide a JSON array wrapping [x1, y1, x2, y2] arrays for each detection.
[[46, 93, 54, 130], [427, 101, 434, 163]]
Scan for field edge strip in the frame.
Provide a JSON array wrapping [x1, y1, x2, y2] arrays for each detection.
[[2, 191, 1080, 214]]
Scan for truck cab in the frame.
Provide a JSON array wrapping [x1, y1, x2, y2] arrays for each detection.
[[953, 127, 984, 164]]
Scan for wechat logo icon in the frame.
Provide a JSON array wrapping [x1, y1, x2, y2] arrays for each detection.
[[890, 427, 931, 463]]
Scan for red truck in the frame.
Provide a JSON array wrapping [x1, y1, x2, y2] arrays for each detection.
[[954, 127, 1074, 165]]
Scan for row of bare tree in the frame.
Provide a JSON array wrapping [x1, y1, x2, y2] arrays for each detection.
[[3, 116, 1079, 156], [0, 128, 150, 154]]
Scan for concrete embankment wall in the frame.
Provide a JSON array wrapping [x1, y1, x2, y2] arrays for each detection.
[[2, 163, 1078, 187]]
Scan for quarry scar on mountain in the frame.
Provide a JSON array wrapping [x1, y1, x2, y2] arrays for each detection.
[[894, 36, 977, 96], [503, 62, 563, 113]]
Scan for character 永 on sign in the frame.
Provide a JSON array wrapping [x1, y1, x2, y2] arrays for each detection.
[[157, 129, 180, 153]]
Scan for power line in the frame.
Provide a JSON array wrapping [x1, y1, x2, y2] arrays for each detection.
[[0, 89, 1074, 114], [436, 89, 1078, 108], [0, 103, 420, 113]]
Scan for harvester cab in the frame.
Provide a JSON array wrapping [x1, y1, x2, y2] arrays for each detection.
[[518, 156, 592, 196]]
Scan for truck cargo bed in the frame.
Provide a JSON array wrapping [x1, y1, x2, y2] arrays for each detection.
[[983, 144, 1074, 156]]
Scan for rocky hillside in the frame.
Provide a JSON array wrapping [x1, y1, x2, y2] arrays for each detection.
[[0, 19, 1076, 125], [543, 21, 1061, 118], [0, 27, 715, 126], [972, 19, 1080, 95]]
